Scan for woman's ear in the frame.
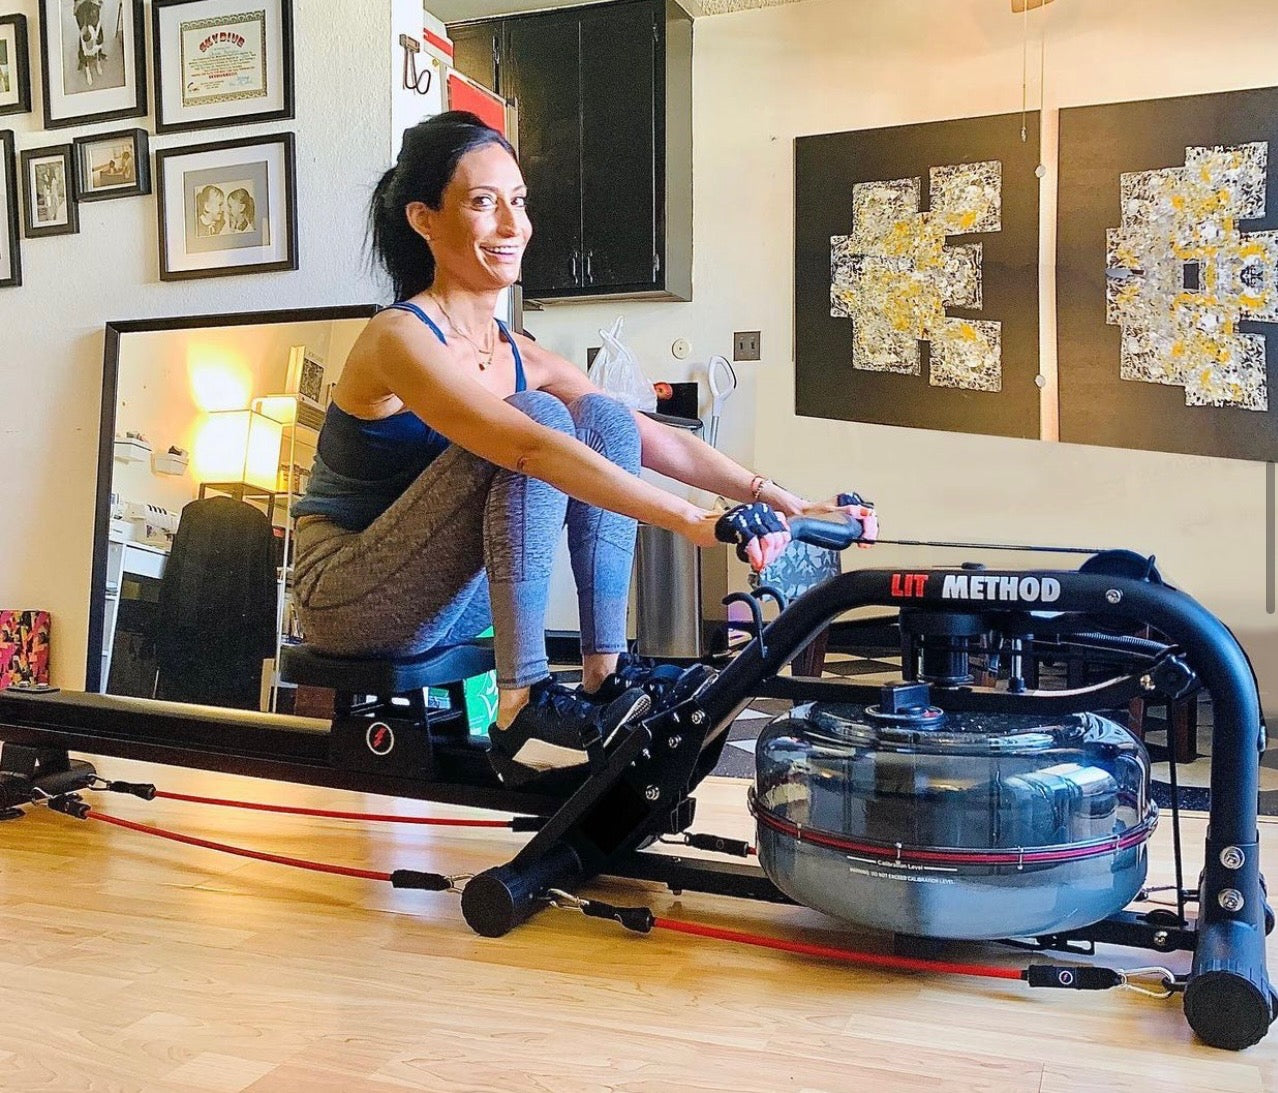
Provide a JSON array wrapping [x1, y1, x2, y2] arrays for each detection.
[[405, 201, 435, 244]]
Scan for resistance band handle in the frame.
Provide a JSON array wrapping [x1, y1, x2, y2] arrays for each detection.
[[106, 780, 158, 800], [684, 833, 752, 858], [47, 794, 91, 820], [1025, 965, 1124, 991], [390, 869, 455, 891], [582, 898, 655, 934]]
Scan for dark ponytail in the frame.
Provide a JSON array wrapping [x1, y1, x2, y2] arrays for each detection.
[[368, 111, 518, 302]]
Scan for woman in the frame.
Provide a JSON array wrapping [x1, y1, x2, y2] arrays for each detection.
[[292, 112, 875, 785]]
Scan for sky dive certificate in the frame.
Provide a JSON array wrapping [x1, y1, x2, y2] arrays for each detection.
[[153, 0, 293, 133], [180, 11, 268, 107]]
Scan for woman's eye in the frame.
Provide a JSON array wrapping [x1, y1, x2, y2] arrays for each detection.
[[513, 195, 528, 208]]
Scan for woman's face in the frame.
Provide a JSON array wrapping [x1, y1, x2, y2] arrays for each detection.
[[200, 189, 224, 222], [416, 143, 531, 290]]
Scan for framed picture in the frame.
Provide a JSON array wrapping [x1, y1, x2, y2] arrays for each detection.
[[152, 0, 294, 134], [0, 14, 32, 117], [285, 345, 325, 409], [0, 131, 20, 287], [74, 127, 150, 201], [20, 144, 78, 239], [155, 131, 297, 281], [37, 0, 147, 130]]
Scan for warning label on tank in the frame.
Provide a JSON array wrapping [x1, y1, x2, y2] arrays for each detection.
[[846, 855, 958, 885]]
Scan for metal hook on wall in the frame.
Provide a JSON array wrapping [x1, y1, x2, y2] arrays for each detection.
[[399, 34, 433, 96]]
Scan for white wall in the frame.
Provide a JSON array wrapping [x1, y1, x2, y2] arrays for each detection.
[[520, 0, 1278, 711], [0, 0, 392, 686]]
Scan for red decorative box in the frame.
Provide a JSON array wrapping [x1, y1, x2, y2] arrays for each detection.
[[0, 610, 51, 688]]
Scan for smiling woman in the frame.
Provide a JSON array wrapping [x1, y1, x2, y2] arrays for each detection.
[[287, 110, 866, 788]]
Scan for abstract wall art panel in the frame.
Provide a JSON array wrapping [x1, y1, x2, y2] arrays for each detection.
[[1058, 86, 1278, 461], [795, 112, 1041, 440]]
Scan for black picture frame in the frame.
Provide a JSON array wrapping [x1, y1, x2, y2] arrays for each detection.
[[0, 130, 20, 287], [155, 131, 298, 281], [74, 127, 151, 202], [152, 0, 295, 134], [20, 143, 79, 239], [0, 14, 32, 117], [38, 0, 148, 130]]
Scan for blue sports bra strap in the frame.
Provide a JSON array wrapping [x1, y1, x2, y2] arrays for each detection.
[[497, 319, 527, 393], [385, 300, 448, 346]]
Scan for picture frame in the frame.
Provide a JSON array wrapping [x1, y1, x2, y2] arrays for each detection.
[[37, 0, 147, 130], [73, 127, 150, 202], [152, 0, 295, 134], [0, 131, 20, 287], [155, 131, 297, 281], [20, 143, 78, 239], [285, 345, 325, 410], [0, 14, 32, 117]]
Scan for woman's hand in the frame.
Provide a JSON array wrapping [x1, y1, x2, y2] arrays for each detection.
[[802, 494, 879, 548], [687, 504, 791, 573]]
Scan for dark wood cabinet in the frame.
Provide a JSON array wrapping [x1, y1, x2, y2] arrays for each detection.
[[448, 0, 691, 302]]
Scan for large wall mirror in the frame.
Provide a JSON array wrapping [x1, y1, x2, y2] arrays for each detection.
[[88, 305, 378, 710]]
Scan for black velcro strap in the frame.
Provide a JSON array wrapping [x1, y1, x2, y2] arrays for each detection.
[[714, 503, 786, 562]]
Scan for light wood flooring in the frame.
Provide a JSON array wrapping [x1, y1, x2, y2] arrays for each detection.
[[2, 756, 1278, 1092]]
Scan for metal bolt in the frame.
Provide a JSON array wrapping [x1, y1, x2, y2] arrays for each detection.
[[1153, 930, 1170, 949], [645, 785, 661, 802], [1106, 589, 1123, 604], [1221, 846, 1246, 870], [690, 710, 706, 726], [668, 735, 682, 750], [1219, 888, 1246, 913], [1140, 674, 1155, 692]]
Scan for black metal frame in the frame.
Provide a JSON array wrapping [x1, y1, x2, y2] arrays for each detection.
[[88, 303, 379, 693], [3, 562, 1274, 1049]]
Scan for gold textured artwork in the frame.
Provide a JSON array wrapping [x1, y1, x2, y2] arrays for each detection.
[[1106, 143, 1277, 412], [830, 161, 1003, 392]]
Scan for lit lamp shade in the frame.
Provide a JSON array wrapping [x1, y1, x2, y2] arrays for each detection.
[[194, 409, 283, 492]]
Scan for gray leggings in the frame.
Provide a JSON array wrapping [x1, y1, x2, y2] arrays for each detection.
[[293, 391, 641, 688]]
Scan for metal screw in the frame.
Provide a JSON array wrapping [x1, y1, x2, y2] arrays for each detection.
[[1140, 674, 1155, 692], [1219, 888, 1246, 912], [690, 710, 706, 726], [668, 735, 682, 750], [1153, 930, 1170, 949], [1220, 846, 1246, 870], [645, 785, 661, 802], [1106, 589, 1123, 604]]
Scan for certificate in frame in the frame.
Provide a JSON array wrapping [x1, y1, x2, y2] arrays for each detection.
[[152, 0, 294, 134]]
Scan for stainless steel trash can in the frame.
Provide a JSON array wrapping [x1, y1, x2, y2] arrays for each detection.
[[635, 529, 733, 660]]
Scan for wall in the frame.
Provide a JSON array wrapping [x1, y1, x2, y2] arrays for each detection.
[[519, 0, 1278, 711], [0, 0, 393, 687]]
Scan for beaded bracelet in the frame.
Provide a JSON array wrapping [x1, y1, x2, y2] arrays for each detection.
[[749, 475, 773, 502]]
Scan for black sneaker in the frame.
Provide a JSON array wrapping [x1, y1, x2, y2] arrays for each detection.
[[488, 677, 651, 786], [585, 653, 715, 710]]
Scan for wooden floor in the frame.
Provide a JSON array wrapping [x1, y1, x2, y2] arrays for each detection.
[[2, 758, 1278, 1092]]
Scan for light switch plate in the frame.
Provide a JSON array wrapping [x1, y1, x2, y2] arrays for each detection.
[[734, 331, 761, 361]]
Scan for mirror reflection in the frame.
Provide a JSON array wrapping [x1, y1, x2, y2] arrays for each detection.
[[93, 308, 376, 710]]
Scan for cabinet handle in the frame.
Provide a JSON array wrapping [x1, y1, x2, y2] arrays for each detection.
[[586, 250, 594, 284], [571, 249, 579, 284]]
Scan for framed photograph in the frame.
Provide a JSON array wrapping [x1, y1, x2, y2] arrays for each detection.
[[0, 15, 32, 117], [155, 131, 297, 281], [0, 131, 20, 287], [285, 345, 325, 410], [38, 0, 147, 130], [153, 0, 294, 134], [74, 127, 150, 201], [20, 144, 78, 239]]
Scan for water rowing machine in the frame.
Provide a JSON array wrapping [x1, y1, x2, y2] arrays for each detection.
[[1, 517, 1274, 1050]]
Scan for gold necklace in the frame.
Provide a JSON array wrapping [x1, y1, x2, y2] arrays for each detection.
[[430, 294, 497, 370]]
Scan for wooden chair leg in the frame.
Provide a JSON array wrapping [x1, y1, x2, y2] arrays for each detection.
[[1171, 696, 1198, 764], [1127, 696, 1147, 742], [790, 626, 830, 678]]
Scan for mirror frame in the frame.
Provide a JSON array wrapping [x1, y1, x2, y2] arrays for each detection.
[[88, 303, 379, 691]]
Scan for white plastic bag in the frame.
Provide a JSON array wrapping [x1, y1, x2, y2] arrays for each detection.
[[587, 317, 656, 412]]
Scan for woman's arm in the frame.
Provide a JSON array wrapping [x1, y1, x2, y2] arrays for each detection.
[[528, 339, 809, 515]]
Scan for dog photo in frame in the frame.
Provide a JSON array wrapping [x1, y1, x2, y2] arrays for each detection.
[[37, 0, 147, 129]]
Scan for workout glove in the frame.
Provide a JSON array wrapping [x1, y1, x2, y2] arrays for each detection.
[[714, 503, 787, 563]]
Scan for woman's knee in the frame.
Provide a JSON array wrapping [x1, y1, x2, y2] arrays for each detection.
[[569, 393, 640, 470], [507, 389, 574, 434]]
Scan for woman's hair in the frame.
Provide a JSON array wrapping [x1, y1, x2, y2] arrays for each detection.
[[369, 110, 518, 301]]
